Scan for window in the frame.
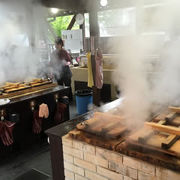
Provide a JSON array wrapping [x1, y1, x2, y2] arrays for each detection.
[[98, 7, 136, 37], [143, 4, 166, 34], [84, 13, 90, 38]]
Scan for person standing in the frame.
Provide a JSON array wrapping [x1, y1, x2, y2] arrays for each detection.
[[50, 37, 73, 101]]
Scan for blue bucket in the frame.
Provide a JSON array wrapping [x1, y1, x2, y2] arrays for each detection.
[[75, 89, 93, 115]]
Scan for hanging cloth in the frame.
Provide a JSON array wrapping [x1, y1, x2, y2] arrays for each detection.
[[39, 103, 49, 119], [54, 102, 67, 125], [95, 48, 103, 89], [0, 121, 16, 146], [33, 110, 43, 134], [87, 52, 94, 88]]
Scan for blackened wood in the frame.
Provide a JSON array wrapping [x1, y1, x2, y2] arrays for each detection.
[[67, 15, 76, 30], [138, 129, 155, 144], [117, 142, 180, 172], [165, 112, 177, 122], [169, 116, 180, 127], [49, 135, 65, 180], [161, 135, 180, 149], [92, 86, 100, 106], [127, 137, 178, 157], [68, 129, 124, 151], [138, 120, 166, 144]]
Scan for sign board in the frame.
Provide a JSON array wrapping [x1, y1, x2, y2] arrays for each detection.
[[61, 29, 83, 53]]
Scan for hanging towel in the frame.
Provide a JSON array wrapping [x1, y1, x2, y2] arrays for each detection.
[[39, 103, 49, 119], [54, 102, 67, 125], [33, 110, 43, 134], [87, 52, 94, 88], [95, 49, 103, 89], [0, 121, 16, 146]]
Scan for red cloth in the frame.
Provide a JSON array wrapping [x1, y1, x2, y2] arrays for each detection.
[[57, 48, 71, 62], [33, 110, 43, 134], [54, 102, 67, 125], [50, 49, 71, 64], [0, 121, 16, 146]]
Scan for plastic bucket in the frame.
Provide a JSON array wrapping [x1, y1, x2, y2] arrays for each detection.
[[75, 89, 93, 115]]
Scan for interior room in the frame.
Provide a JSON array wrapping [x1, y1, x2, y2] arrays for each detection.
[[0, 0, 180, 180]]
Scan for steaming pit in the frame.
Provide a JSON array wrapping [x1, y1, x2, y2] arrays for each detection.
[[46, 100, 180, 180]]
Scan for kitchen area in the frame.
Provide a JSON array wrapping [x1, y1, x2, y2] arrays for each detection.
[[1, 0, 180, 180]]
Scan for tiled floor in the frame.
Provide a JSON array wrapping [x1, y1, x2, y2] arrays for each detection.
[[0, 101, 78, 180]]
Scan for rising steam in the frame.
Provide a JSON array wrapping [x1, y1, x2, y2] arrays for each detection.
[[0, 0, 53, 84], [113, 0, 180, 127]]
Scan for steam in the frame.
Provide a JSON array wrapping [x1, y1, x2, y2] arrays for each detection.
[[113, 0, 180, 127], [0, 0, 53, 84]]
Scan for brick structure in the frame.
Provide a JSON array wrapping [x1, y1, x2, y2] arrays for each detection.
[[62, 134, 180, 180]]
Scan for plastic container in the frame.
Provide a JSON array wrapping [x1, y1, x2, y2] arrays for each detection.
[[75, 89, 93, 115]]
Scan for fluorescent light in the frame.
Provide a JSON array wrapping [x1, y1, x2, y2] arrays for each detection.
[[100, 0, 108, 7], [50, 8, 59, 14]]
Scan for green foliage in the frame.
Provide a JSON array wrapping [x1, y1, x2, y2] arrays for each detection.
[[49, 15, 79, 37]]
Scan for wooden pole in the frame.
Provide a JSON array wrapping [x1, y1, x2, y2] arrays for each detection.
[[67, 15, 76, 30], [89, 6, 101, 106], [145, 122, 180, 136]]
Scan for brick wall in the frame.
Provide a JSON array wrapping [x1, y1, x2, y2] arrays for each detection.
[[62, 134, 180, 180]]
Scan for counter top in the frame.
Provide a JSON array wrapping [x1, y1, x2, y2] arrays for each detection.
[[0, 85, 69, 107], [71, 66, 115, 72]]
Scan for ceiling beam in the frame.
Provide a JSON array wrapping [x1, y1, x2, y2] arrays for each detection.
[[67, 15, 76, 30], [41, 0, 168, 13], [41, 0, 86, 11]]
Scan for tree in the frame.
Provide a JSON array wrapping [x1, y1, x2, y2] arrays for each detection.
[[49, 15, 79, 37]]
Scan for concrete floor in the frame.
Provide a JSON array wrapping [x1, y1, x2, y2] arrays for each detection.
[[0, 101, 78, 180], [0, 144, 52, 180]]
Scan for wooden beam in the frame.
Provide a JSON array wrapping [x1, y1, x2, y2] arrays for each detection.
[[67, 15, 76, 30], [169, 106, 180, 113], [89, 9, 99, 38], [41, 0, 168, 12], [41, 0, 87, 11], [161, 134, 179, 149], [138, 120, 166, 144], [165, 112, 177, 121], [145, 122, 180, 136], [79, 16, 85, 51]]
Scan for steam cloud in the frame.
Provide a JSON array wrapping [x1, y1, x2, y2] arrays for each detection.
[[0, 0, 53, 84], [113, 0, 180, 127]]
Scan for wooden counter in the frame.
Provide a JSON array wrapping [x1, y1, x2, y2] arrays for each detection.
[[0, 85, 70, 159]]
